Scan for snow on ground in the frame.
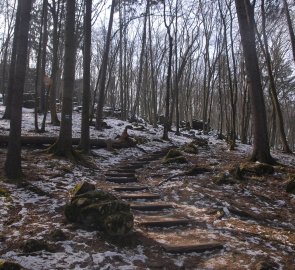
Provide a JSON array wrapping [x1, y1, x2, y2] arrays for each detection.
[[1, 105, 295, 269]]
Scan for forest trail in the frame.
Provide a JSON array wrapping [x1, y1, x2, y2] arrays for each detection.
[[1, 127, 295, 269], [105, 149, 224, 254]]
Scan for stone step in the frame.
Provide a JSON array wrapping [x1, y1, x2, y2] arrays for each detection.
[[112, 185, 149, 192], [105, 177, 138, 183], [138, 216, 190, 227], [130, 202, 173, 211], [105, 173, 135, 178], [162, 242, 223, 253], [119, 192, 160, 200]]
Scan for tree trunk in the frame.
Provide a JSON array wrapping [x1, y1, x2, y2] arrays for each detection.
[[234, 0, 274, 163], [283, 0, 295, 64], [260, 0, 292, 153], [5, 0, 32, 180], [130, 0, 149, 121], [2, 3, 21, 120], [95, 0, 115, 130], [48, 0, 76, 157], [79, 0, 92, 153], [49, 0, 62, 126]]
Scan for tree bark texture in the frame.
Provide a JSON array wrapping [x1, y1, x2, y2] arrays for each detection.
[[79, 0, 92, 152], [5, 0, 32, 179], [52, 0, 76, 156], [95, 0, 115, 130], [234, 0, 274, 163]]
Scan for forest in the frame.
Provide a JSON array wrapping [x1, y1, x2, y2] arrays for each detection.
[[0, 0, 295, 269]]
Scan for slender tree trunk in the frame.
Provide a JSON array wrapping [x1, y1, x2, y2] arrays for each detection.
[[5, 0, 32, 180], [130, 0, 149, 121], [95, 0, 115, 130], [234, 0, 274, 163], [49, 0, 62, 126], [2, 3, 20, 120], [283, 0, 295, 64], [148, 5, 157, 128], [38, 0, 48, 115], [79, 0, 92, 153], [163, 35, 173, 140], [48, 0, 76, 157], [260, 0, 292, 153]]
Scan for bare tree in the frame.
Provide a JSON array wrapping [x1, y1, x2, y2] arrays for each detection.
[[95, 0, 116, 130], [5, 0, 32, 179], [234, 0, 274, 163], [48, 0, 76, 157], [79, 0, 92, 153]]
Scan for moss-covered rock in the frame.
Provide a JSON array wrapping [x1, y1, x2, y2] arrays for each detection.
[[0, 187, 10, 198], [181, 142, 198, 154], [191, 137, 208, 147], [286, 175, 295, 194], [213, 172, 236, 185], [0, 259, 22, 270], [165, 149, 183, 159], [72, 181, 95, 196], [255, 260, 279, 270], [21, 239, 49, 253], [48, 229, 67, 242], [64, 190, 133, 236]]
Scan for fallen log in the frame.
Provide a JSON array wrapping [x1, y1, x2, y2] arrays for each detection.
[[0, 135, 135, 149]]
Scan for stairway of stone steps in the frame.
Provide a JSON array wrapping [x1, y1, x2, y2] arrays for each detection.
[[103, 149, 223, 253]]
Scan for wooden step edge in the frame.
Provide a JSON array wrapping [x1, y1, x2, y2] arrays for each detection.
[[105, 173, 135, 177], [138, 217, 190, 227], [130, 203, 174, 211], [162, 242, 224, 253], [113, 186, 149, 191], [105, 178, 138, 183], [119, 193, 160, 200]]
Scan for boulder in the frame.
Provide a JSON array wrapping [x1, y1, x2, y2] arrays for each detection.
[[64, 190, 133, 236], [21, 239, 50, 253], [192, 137, 208, 147], [181, 142, 198, 154], [0, 260, 22, 270], [165, 149, 183, 159], [72, 181, 95, 196], [255, 260, 279, 270]]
